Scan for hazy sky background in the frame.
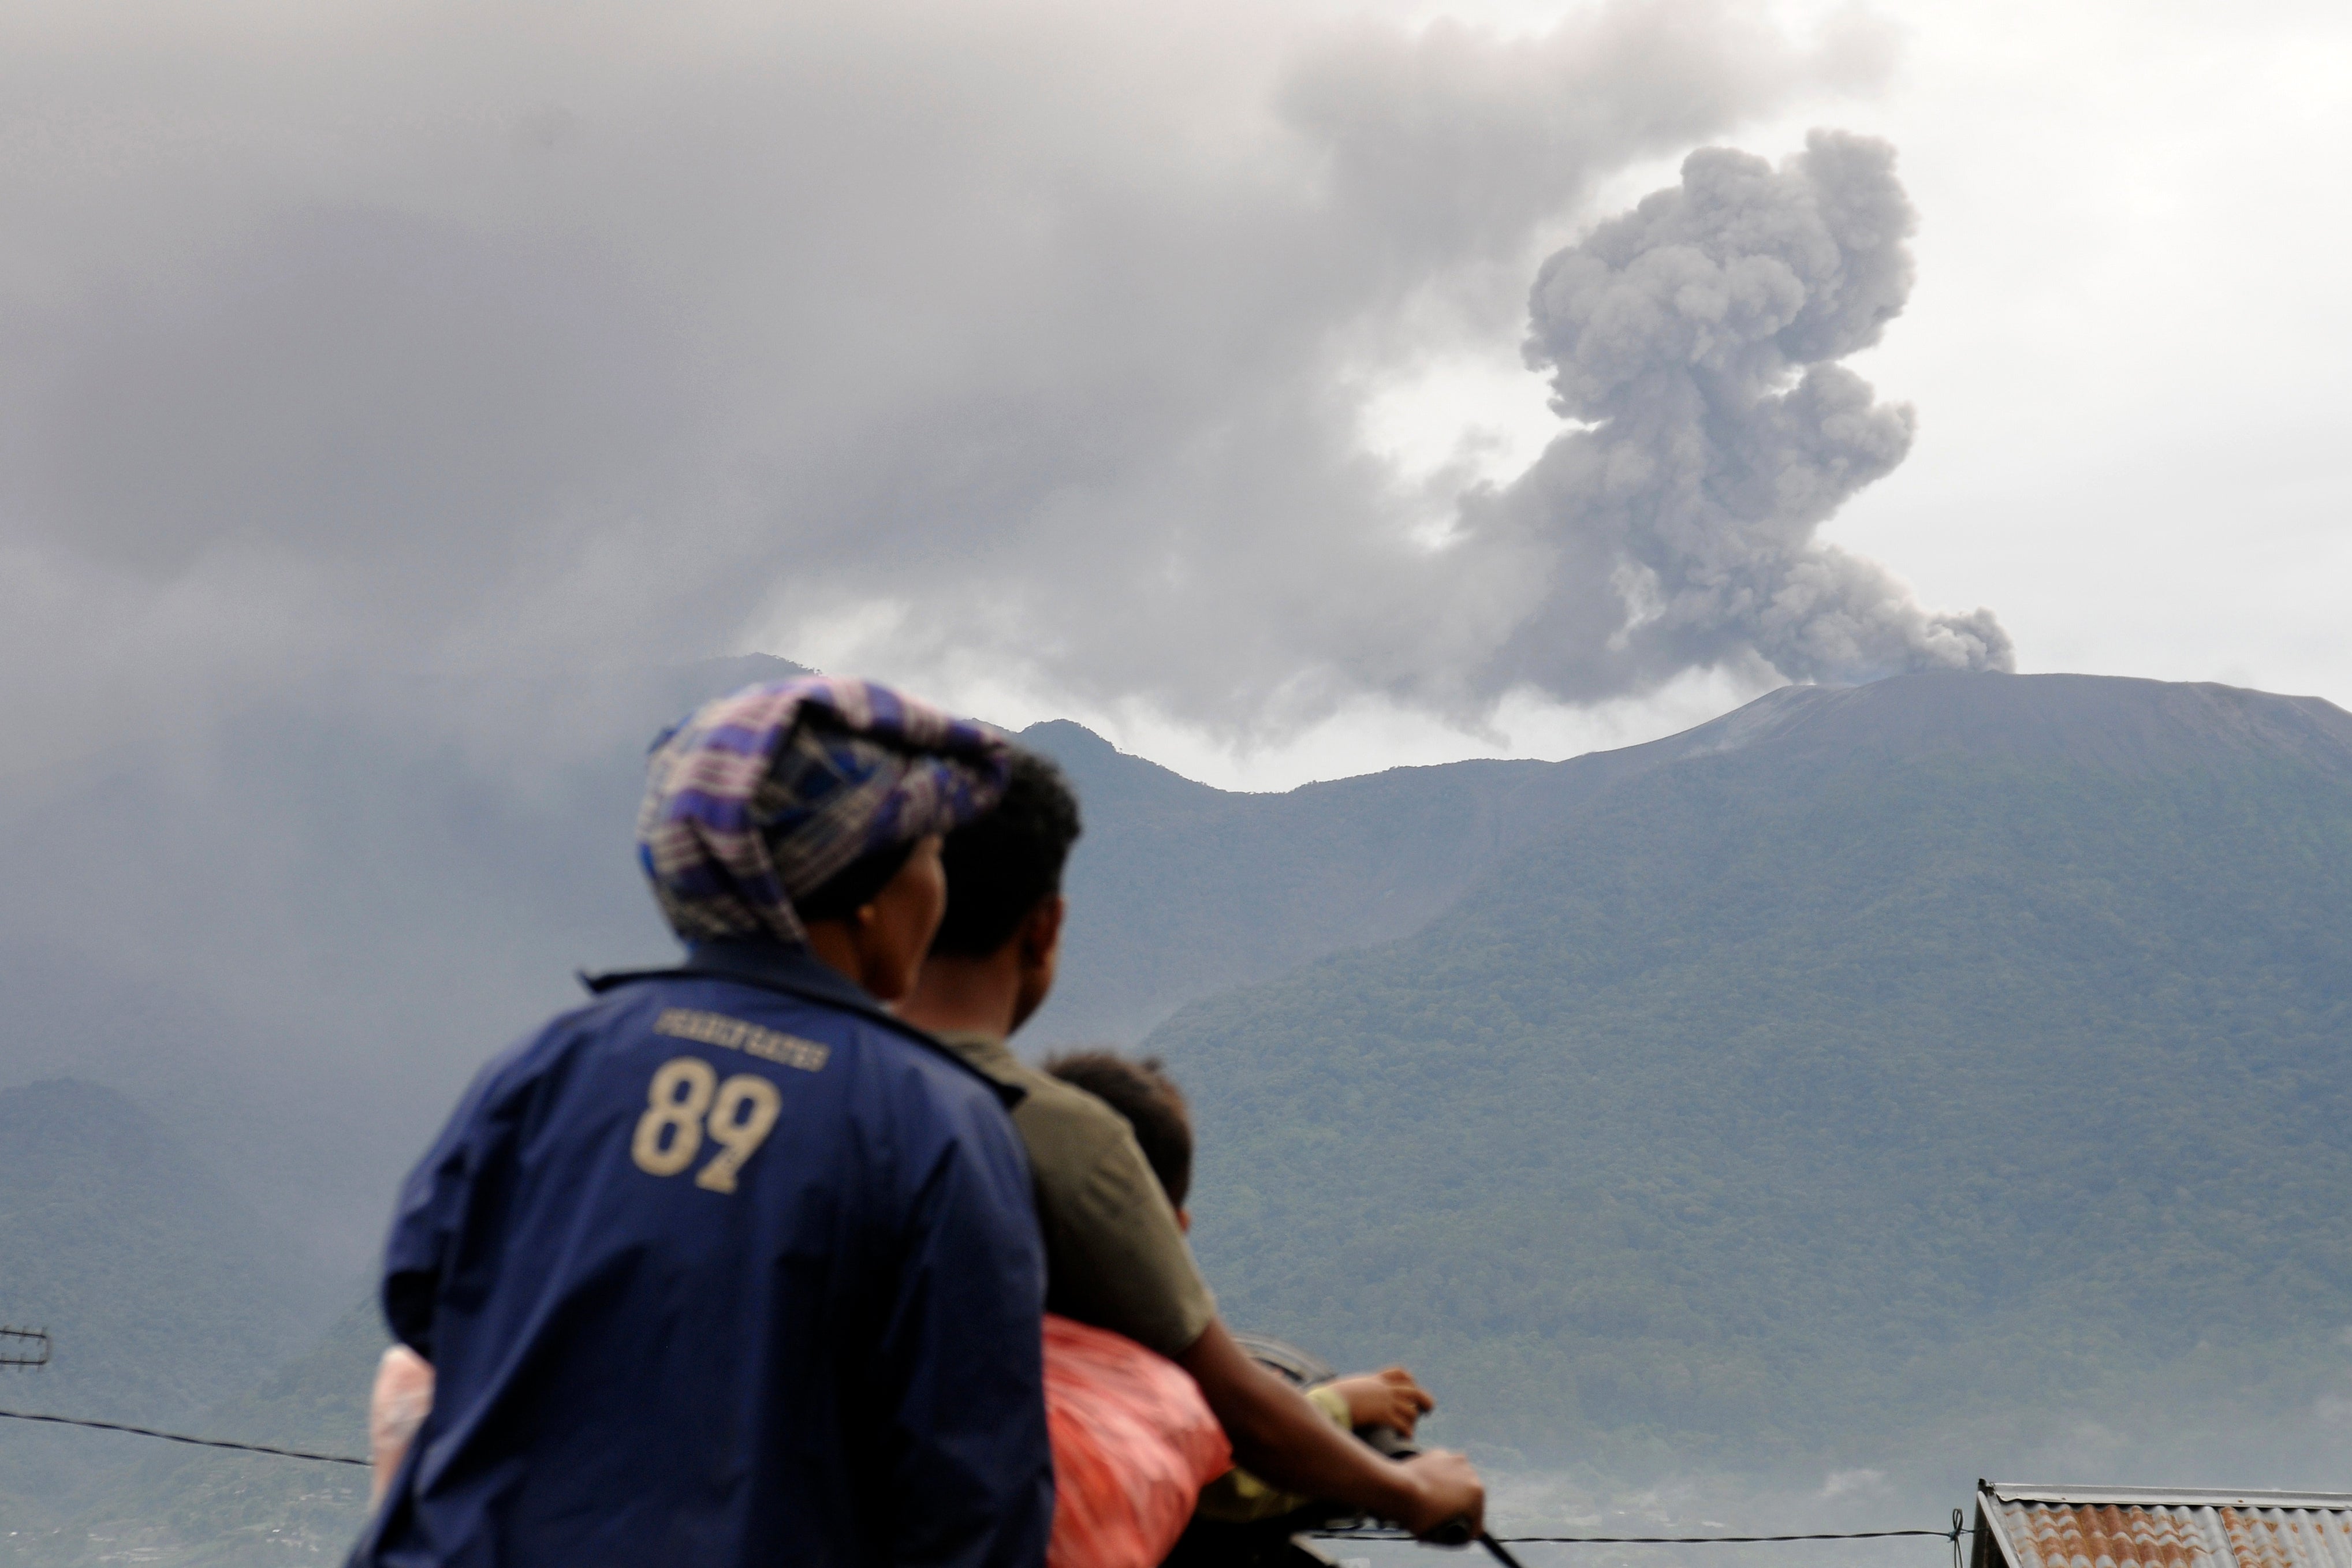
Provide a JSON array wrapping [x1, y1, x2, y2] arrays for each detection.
[[1, 6, 2346, 1510], [3, 0, 2345, 791]]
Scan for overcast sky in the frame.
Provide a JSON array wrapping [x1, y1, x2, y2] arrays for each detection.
[[3, 0, 2344, 791]]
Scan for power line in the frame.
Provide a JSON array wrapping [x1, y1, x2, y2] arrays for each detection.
[[1320, 1526, 1967, 1545], [0, 1406, 367, 1467], [3, 1403, 1975, 1550], [1496, 1530, 1960, 1544]]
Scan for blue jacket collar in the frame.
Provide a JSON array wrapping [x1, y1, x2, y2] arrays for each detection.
[[581, 938, 1021, 1107], [680, 937, 881, 1011]]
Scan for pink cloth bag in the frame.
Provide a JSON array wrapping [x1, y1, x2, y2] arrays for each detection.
[[1044, 1313, 1232, 1568]]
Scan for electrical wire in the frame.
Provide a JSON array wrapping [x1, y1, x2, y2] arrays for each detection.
[[1496, 1530, 1960, 1544], [0, 1406, 368, 1467], [3, 1403, 1978, 1551], [1317, 1526, 1969, 1545]]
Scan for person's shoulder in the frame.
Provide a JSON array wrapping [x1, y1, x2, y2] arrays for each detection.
[[858, 1017, 1019, 1118], [1002, 1061, 1136, 1160], [444, 991, 623, 1114]]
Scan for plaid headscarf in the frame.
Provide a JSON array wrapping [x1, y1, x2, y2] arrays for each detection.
[[637, 677, 1011, 945]]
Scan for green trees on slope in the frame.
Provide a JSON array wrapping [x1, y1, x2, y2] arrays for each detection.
[[1154, 753, 2352, 1473]]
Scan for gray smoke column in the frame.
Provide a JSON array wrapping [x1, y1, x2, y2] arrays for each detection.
[[1474, 129, 2012, 700]]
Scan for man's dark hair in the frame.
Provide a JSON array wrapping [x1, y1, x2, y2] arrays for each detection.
[[928, 748, 1082, 958], [1044, 1052, 1192, 1209]]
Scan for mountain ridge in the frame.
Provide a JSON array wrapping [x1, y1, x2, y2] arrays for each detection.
[[1024, 671, 2352, 1040], [1660, 671, 2352, 773]]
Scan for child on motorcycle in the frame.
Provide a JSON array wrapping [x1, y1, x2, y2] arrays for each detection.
[[1042, 1050, 1440, 1522]]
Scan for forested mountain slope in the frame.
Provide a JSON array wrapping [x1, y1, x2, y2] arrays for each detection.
[[1152, 673, 2352, 1484]]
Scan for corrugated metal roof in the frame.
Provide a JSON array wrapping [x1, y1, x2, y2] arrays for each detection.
[[1975, 1481, 2352, 1568]]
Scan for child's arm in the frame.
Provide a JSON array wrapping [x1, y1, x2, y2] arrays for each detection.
[[1178, 1323, 1481, 1536], [1323, 1367, 1436, 1438]]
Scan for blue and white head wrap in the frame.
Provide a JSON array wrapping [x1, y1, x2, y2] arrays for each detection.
[[636, 676, 1011, 944]]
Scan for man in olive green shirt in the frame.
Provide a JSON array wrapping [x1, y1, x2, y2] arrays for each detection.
[[899, 749, 1482, 1539], [924, 1026, 1217, 1358]]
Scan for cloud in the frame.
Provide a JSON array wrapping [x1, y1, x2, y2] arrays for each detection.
[[0, 0, 1913, 774], [1816, 1466, 1887, 1500]]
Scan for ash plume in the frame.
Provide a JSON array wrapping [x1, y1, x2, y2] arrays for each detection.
[[1474, 129, 2012, 700]]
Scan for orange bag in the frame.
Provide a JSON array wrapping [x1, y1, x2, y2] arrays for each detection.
[[1044, 1313, 1232, 1568]]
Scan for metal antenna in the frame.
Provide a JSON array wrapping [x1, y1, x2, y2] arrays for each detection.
[[0, 1327, 51, 1369]]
